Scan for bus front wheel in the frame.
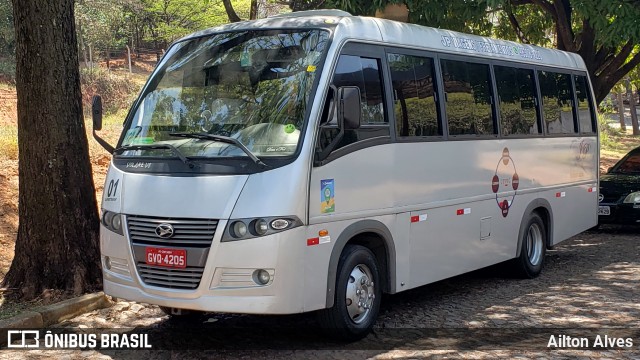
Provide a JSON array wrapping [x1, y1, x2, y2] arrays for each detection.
[[317, 244, 381, 341], [511, 212, 547, 278]]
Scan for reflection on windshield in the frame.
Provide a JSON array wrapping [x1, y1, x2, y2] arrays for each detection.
[[120, 29, 329, 159]]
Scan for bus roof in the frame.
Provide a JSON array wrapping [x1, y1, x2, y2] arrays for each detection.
[[181, 9, 585, 71]]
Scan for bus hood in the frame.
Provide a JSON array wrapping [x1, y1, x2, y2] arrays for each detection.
[[101, 165, 249, 220]]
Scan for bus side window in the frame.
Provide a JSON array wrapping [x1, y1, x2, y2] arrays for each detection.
[[388, 53, 441, 137], [494, 66, 541, 136], [538, 70, 577, 135], [441, 59, 495, 136], [317, 54, 388, 155]]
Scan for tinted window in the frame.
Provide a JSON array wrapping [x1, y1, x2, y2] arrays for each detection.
[[538, 71, 576, 134], [316, 54, 388, 156], [575, 75, 595, 133], [388, 53, 441, 137], [614, 152, 640, 173], [332, 55, 385, 124], [495, 66, 540, 136], [441, 59, 494, 136]]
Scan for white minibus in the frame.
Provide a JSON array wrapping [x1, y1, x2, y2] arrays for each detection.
[[92, 9, 599, 340]]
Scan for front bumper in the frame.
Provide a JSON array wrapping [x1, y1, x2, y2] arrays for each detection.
[[598, 203, 640, 225], [100, 221, 309, 314]]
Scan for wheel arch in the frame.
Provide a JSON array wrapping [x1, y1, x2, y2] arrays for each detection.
[[516, 198, 554, 257], [325, 220, 396, 308]]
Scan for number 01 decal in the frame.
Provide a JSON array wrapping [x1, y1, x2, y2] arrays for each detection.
[[105, 179, 120, 202]]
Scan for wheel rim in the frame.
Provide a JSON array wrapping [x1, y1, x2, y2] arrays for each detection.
[[345, 263, 375, 324], [526, 222, 544, 266]]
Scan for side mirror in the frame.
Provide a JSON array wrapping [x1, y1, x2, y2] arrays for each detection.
[[337, 86, 361, 130], [92, 95, 103, 131], [90, 95, 114, 154]]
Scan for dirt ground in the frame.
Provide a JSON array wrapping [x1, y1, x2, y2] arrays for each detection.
[[0, 88, 17, 126]]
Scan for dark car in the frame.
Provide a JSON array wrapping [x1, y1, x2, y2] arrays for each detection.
[[598, 146, 640, 225]]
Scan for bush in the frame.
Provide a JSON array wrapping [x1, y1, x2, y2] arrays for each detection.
[[0, 124, 17, 160], [598, 112, 620, 149], [80, 67, 138, 113]]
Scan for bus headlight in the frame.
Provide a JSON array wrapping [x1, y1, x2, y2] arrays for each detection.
[[102, 211, 123, 235], [222, 216, 302, 242], [252, 219, 269, 236], [230, 221, 248, 238]]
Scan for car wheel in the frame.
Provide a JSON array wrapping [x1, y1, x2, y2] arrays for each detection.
[[317, 244, 381, 341]]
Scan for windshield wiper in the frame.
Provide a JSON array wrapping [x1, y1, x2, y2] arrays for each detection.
[[113, 144, 195, 168], [169, 132, 268, 168]]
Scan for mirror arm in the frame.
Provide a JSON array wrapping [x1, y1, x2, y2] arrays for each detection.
[[93, 130, 115, 154]]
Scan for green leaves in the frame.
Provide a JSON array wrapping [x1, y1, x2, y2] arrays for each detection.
[[0, 0, 13, 56], [75, 0, 254, 51]]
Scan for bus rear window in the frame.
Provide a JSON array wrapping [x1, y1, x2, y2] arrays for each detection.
[[575, 75, 596, 134]]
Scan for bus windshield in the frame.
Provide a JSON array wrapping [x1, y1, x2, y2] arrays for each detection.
[[119, 29, 329, 160]]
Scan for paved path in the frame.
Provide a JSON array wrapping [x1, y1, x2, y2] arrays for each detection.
[[2, 226, 639, 359]]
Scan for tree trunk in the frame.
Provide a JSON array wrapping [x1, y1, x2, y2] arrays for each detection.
[[222, 0, 242, 22], [250, 0, 258, 20], [617, 92, 626, 131], [77, 21, 87, 67], [627, 79, 640, 135], [4, 0, 102, 299]]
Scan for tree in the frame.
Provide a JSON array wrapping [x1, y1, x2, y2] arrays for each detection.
[[324, 0, 640, 105], [222, 0, 264, 22], [76, 0, 133, 66], [4, 0, 102, 299], [0, 0, 13, 57]]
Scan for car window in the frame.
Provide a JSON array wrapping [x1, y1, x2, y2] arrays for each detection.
[[615, 152, 640, 173]]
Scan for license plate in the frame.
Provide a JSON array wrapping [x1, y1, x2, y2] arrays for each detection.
[[598, 206, 611, 216], [145, 247, 186, 268]]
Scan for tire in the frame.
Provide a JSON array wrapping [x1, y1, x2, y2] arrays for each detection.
[[317, 244, 382, 341], [510, 212, 547, 278]]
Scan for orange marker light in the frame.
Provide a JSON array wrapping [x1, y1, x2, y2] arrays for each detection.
[[319, 229, 329, 237]]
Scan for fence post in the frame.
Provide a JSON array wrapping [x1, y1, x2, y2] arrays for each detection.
[[126, 45, 132, 74]]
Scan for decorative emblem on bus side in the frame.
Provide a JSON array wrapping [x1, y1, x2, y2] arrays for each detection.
[[155, 223, 175, 238], [598, 194, 604, 203], [492, 147, 519, 218]]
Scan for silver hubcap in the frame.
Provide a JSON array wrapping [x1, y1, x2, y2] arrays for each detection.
[[345, 264, 375, 324], [526, 223, 543, 266]]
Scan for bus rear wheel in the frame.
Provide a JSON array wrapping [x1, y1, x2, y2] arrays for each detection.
[[511, 212, 547, 278], [317, 244, 381, 341]]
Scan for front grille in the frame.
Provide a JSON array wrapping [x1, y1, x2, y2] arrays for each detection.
[[127, 215, 218, 248], [126, 215, 218, 290], [136, 263, 204, 290], [601, 193, 624, 204]]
